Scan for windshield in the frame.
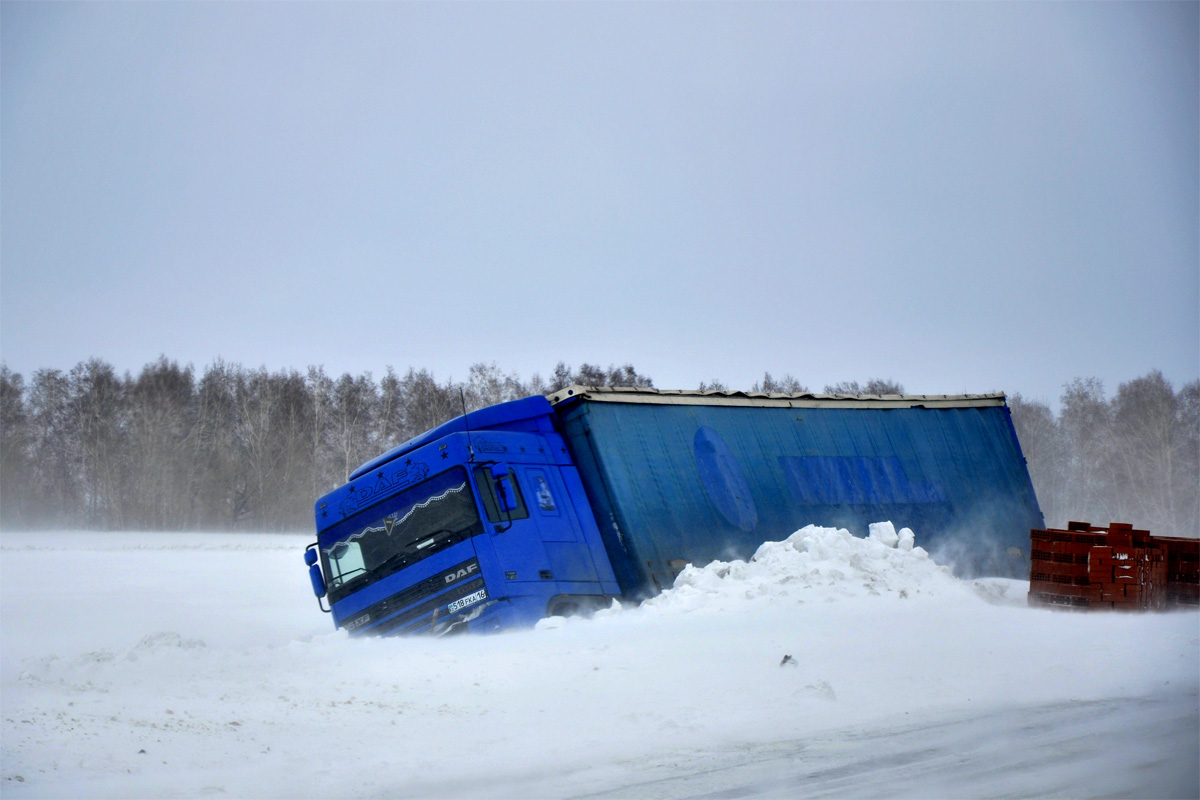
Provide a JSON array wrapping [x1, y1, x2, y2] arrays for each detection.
[[322, 467, 482, 603]]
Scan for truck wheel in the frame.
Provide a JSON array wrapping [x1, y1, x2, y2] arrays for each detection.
[[550, 601, 580, 618]]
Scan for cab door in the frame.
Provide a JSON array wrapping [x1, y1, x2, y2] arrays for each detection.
[[518, 466, 600, 583], [475, 465, 600, 584]]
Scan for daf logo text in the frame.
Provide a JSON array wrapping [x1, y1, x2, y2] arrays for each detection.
[[445, 563, 479, 584]]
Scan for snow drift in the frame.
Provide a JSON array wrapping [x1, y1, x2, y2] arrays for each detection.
[[649, 521, 953, 608], [539, 522, 967, 631]]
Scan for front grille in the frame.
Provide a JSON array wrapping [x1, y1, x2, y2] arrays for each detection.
[[371, 578, 487, 636], [340, 557, 480, 634]]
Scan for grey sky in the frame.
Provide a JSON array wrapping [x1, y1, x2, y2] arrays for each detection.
[[2, 2, 1196, 405]]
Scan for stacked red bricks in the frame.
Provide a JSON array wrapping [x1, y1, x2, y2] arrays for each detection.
[[1029, 522, 1170, 611], [1158, 536, 1200, 607]]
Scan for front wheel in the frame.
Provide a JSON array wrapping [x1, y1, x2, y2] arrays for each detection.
[[545, 594, 613, 619]]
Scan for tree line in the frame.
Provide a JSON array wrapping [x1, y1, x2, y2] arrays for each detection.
[[0, 358, 650, 531], [1008, 372, 1198, 539], [0, 359, 1195, 537]]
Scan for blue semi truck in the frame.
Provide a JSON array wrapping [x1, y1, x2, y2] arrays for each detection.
[[303, 386, 1044, 635]]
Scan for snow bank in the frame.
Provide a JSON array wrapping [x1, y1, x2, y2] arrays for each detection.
[[568, 522, 968, 624]]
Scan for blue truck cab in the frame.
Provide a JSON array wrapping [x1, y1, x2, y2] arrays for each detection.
[[308, 395, 621, 635], [305, 386, 1044, 635]]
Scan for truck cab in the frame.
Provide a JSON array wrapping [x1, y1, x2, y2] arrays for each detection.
[[307, 396, 620, 635]]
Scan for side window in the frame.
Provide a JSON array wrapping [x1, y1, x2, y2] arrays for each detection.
[[474, 467, 530, 524], [527, 469, 559, 515]]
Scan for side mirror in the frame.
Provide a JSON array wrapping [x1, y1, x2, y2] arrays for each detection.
[[491, 463, 516, 514], [304, 545, 330, 612], [309, 563, 327, 598]]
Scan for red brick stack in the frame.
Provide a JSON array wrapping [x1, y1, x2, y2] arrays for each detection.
[[1157, 536, 1200, 607], [1028, 522, 1168, 611]]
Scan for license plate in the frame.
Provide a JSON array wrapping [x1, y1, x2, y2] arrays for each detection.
[[447, 588, 487, 614]]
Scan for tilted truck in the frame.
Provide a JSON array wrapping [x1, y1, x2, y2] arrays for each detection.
[[303, 386, 1044, 635]]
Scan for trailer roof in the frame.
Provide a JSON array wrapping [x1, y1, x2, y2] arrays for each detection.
[[546, 385, 1007, 410]]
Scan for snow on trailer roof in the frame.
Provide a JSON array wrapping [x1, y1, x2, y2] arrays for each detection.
[[546, 385, 1007, 410]]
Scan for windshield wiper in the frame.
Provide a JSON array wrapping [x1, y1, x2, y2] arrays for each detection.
[[331, 566, 367, 586], [328, 566, 370, 599], [370, 528, 460, 578]]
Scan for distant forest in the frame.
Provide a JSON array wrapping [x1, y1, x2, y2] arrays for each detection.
[[1, 359, 1196, 538]]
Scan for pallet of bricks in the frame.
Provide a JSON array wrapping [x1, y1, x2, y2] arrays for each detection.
[[1029, 522, 1170, 611], [1158, 535, 1200, 607]]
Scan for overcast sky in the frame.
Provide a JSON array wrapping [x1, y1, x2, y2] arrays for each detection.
[[2, 2, 1196, 405]]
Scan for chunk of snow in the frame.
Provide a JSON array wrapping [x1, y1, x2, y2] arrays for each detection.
[[868, 521, 900, 548]]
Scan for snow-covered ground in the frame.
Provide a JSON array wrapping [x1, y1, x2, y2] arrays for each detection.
[[2, 526, 1197, 799]]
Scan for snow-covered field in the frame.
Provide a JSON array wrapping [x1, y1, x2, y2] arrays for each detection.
[[2, 526, 1197, 799]]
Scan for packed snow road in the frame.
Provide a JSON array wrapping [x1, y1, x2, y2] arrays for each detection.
[[2, 529, 1197, 799], [556, 693, 1196, 800]]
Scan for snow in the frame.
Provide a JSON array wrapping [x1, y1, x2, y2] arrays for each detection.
[[2, 527, 1197, 799], [626, 522, 951, 618]]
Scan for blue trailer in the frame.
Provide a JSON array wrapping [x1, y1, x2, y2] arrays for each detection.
[[304, 387, 1043, 635]]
